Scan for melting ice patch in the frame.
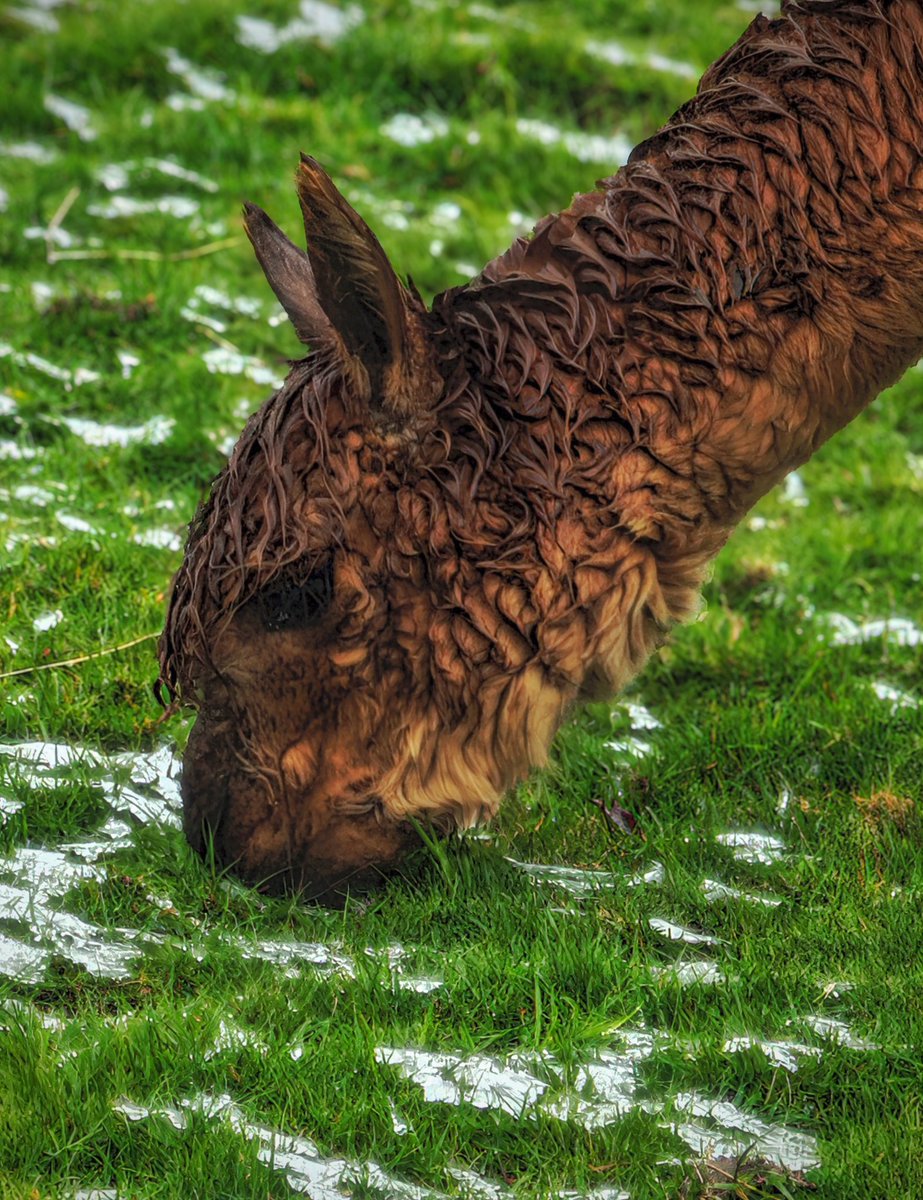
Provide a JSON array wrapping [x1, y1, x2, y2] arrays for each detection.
[[87, 194, 201, 220], [44, 93, 98, 140], [724, 1036, 821, 1073], [33, 609, 63, 632], [670, 1092, 819, 1172], [132, 528, 183, 552], [378, 1032, 656, 1130], [181, 284, 263, 332], [377, 1047, 548, 1117], [0, 139, 57, 163], [585, 38, 699, 79], [648, 918, 720, 948], [780, 470, 809, 507], [798, 1015, 879, 1051], [515, 118, 633, 166], [715, 830, 787, 866], [377, 1032, 818, 1172], [0, 742, 183, 982], [824, 613, 923, 648], [702, 878, 782, 908], [871, 681, 918, 710], [202, 346, 285, 389], [605, 700, 661, 759], [381, 112, 450, 147], [95, 157, 218, 194], [8, 3, 61, 34], [162, 47, 234, 103], [119, 1091, 449, 1200], [506, 858, 663, 898], [0, 341, 100, 389], [57, 512, 100, 535], [651, 960, 725, 985], [117, 349, 141, 379], [228, 934, 442, 994], [0, 932, 48, 983], [236, 1, 364, 54], [60, 413, 174, 448]]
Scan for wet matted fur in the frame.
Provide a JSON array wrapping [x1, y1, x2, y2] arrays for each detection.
[[160, 0, 923, 900]]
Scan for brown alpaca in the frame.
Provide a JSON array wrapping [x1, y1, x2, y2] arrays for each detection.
[[159, 0, 923, 899]]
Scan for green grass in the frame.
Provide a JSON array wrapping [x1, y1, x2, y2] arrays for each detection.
[[1, 0, 922, 1197]]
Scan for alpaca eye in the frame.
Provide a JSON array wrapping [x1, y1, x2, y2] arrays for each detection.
[[256, 561, 333, 632]]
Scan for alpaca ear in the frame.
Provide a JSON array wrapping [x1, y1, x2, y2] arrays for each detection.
[[242, 202, 335, 349], [295, 153, 440, 417]]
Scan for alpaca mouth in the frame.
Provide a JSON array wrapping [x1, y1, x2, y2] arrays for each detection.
[[179, 713, 418, 902], [180, 766, 404, 901]]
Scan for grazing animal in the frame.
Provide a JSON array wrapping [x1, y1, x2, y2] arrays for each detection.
[[159, 0, 923, 900]]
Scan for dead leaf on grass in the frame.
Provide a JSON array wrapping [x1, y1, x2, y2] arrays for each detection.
[[853, 790, 914, 834]]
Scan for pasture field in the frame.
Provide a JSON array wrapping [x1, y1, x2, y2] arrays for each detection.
[[1, 0, 922, 1197]]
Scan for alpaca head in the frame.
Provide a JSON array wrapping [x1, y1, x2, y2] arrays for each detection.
[[159, 157, 568, 901]]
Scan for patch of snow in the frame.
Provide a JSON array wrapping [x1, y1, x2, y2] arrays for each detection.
[[381, 112, 450, 147], [44, 93, 97, 140], [515, 118, 633, 166], [702, 878, 782, 907], [715, 830, 787, 866], [162, 47, 234, 103], [236, 1, 364, 54], [87, 194, 200, 220], [585, 38, 699, 79], [202, 346, 284, 389], [648, 918, 720, 947], [32, 609, 63, 631]]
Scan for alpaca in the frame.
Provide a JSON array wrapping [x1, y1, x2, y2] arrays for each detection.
[[159, 0, 923, 900]]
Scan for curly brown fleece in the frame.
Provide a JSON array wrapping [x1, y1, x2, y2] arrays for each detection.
[[160, 0, 923, 898]]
